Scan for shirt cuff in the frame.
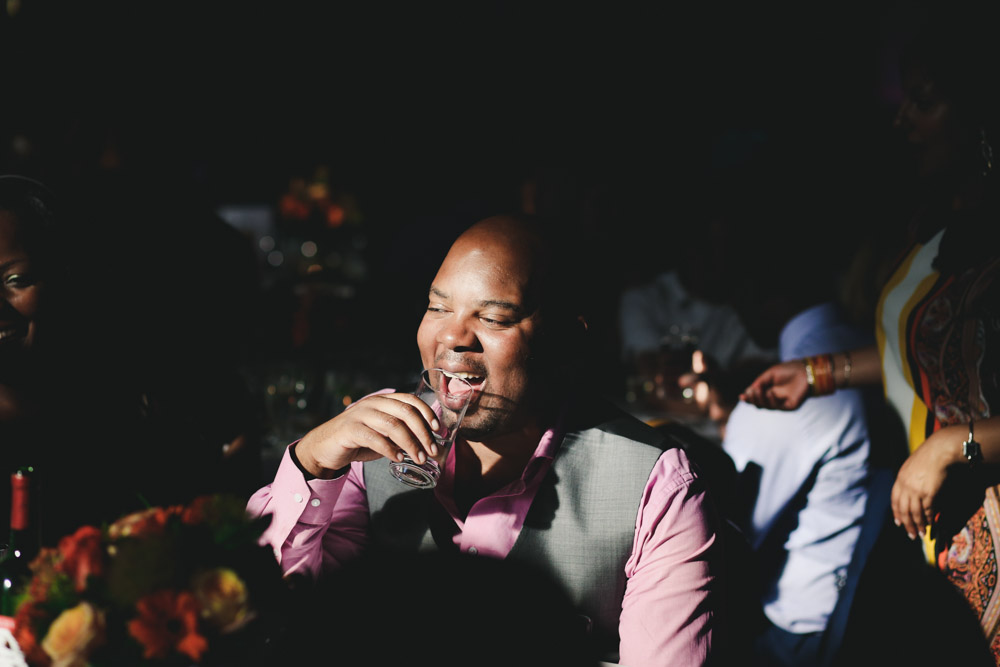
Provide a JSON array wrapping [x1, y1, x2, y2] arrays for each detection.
[[289, 442, 350, 480]]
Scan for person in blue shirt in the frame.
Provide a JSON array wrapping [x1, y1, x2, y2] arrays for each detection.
[[677, 141, 904, 666]]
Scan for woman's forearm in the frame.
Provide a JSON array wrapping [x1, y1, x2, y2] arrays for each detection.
[[831, 345, 881, 390], [926, 415, 1000, 466]]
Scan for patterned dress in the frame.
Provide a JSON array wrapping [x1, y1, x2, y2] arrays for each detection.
[[877, 225, 1000, 659]]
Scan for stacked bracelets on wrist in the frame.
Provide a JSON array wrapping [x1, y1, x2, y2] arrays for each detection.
[[804, 352, 854, 396], [803, 354, 836, 396]]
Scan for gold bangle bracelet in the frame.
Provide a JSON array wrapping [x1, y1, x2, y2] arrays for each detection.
[[803, 358, 816, 395]]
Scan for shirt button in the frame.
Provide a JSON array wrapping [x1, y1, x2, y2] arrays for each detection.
[[310, 498, 321, 507], [293, 493, 303, 503], [467, 547, 478, 555]]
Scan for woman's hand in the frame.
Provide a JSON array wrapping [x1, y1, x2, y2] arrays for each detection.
[[890, 425, 965, 540], [738, 360, 810, 411]]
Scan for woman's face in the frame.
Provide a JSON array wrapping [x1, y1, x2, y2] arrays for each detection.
[[893, 63, 976, 180], [0, 210, 45, 356]]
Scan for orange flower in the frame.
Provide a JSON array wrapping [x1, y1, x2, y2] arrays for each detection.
[[279, 193, 310, 220], [57, 526, 105, 592], [107, 506, 181, 540], [191, 568, 251, 632], [26, 547, 60, 601], [180, 495, 214, 525], [326, 203, 345, 227], [40, 602, 105, 667], [107, 508, 163, 539], [13, 601, 50, 666], [127, 590, 208, 662]]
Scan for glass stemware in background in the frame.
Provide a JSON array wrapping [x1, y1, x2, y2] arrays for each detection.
[[654, 324, 701, 405], [388, 368, 474, 489]]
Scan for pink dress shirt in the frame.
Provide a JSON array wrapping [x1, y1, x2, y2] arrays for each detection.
[[247, 414, 718, 667]]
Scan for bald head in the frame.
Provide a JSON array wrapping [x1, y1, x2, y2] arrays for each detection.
[[451, 215, 548, 269], [445, 215, 550, 315]]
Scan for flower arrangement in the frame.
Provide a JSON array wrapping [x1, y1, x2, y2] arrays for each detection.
[[278, 165, 363, 229], [8, 495, 286, 667]]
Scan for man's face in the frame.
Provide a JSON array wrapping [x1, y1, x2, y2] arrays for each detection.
[[416, 230, 543, 441]]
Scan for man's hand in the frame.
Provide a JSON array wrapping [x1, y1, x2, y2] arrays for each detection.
[[739, 360, 810, 411], [294, 393, 441, 479]]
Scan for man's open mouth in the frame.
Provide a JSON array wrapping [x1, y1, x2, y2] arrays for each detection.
[[440, 370, 484, 401]]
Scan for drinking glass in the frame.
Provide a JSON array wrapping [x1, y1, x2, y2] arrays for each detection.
[[388, 368, 474, 489]]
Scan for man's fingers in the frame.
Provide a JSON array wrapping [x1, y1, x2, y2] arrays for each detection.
[[354, 395, 439, 460]]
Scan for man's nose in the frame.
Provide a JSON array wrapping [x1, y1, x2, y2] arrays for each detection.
[[438, 317, 477, 349]]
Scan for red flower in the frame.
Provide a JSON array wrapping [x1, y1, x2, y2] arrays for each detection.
[[127, 590, 208, 662], [13, 601, 50, 666], [57, 526, 105, 592]]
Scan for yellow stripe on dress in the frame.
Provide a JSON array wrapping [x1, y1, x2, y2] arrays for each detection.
[[874, 230, 945, 565]]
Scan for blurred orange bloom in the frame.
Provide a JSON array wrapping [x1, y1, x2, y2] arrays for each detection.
[[127, 590, 208, 662], [13, 601, 48, 665], [107, 506, 182, 540], [57, 526, 105, 592]]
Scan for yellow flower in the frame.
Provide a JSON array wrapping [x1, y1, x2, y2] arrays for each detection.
[[192, 568, 252, 633], [41, 602, 105, 667]]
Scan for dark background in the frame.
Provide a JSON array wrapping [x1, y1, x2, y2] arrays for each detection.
[[2, 0, 910, 209], [0, 0, 934, 485]]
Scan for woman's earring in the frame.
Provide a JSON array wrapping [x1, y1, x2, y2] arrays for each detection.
[[980, 128, 994, 177]]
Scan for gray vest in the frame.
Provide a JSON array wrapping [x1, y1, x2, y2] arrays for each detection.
[[363, 400, 671, 660]]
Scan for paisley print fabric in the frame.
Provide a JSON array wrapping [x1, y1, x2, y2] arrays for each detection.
[[878, 228, 1000, 661]]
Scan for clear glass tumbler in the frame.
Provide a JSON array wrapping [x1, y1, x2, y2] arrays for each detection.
[[388, 368, 474, 489]]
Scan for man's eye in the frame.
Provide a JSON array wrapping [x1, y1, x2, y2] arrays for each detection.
[[481, 317, 511, 326]]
